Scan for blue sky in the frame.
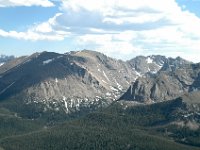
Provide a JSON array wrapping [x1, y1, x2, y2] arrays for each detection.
[[0, 0, 200, 62]]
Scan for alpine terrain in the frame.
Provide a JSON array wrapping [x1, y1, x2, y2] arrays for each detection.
[[0, 50, 199, 150]]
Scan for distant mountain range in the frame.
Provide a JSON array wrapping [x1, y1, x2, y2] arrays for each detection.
[[0, 54, 15, 66], [0, 50, 197, 117]]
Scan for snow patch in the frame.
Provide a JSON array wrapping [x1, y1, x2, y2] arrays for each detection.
[[184, 113, 193, 118], [135, 71, 142, 77], [0, 63, 4, 66], [114, 79, 123, 90], [102, 80, 108, 84], [43, 59, 54, 65], [110, 86, 118, 91], [96, 96, 101, 99], [103, 71, 110, 81], [150, 70, 157, 74], [146, 57, 153, 64], [63, 96, 69, 113], [106, 92, 111, 96], [155, 63, 163, 68], [63, 96, 66, 101]]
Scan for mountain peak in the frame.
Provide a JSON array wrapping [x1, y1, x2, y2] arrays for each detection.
[[119, 61, 200, 103], [128, 55, 191, 75], [0, 51, 137, 115]]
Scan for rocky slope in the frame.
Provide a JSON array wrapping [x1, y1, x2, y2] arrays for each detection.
[[128, 55, 191, 75], [120, 63, 200, 103], [0, 50, 194, 116], [0, 50, 138, 114]]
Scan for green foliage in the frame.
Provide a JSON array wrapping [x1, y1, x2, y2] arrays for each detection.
[[0, 111, 199, 150], [0, 115, 44, 139], [0, 98, 199, 150], [156, 124, 200, 147], [103, 99, 183, 127]]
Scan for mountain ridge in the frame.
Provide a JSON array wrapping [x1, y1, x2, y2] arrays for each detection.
[[0, 50, 195, 117], [120, 63, 200, 103]]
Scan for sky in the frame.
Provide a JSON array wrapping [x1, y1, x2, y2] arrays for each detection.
[[0, 0, 200, 62]]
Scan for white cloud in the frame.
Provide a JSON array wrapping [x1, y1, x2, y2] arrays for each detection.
[[1, 0, 200, 62], [0, 13, 70, 41], [76, 32, 143, 59], [57, 0, 200, 62], [32, 13, 62, 33], [0, 29, 64, 40], [34, 22, 53, 33], [0, 0, 54, 7]]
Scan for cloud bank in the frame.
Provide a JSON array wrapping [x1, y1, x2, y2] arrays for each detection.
[[0, 0, 54, 7], [1, 0, 200, 62]]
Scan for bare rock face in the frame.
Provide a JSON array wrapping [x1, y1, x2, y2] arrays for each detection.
[[128, 55, 191, 75], [128, 55, 166, 75], [120, 63, 200, 103], [0, 50, 138, 114], [0, 50, 195, 115]]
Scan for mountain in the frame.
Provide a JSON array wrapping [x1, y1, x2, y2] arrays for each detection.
[[0, 54, 15, 67], [0, 51, 199, 149], [120, 63, 200, 103], [0, 55, 28, 74], [0, 50, 195, 119], [128, 55, 191, 75], [0, 50, 138, 117]]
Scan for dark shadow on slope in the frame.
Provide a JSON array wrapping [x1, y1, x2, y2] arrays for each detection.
[[0, 52, 89, 100]]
